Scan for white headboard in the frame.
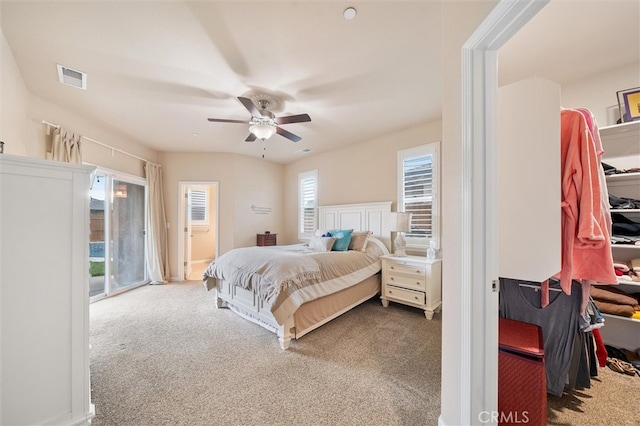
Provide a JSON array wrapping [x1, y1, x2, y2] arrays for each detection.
[[318, 201, 392, 251]]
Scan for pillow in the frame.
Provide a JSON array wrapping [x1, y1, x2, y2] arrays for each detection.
[[349, 230, 373, 251], [308, 235, 336, 252], [331, 229, 353, 251]]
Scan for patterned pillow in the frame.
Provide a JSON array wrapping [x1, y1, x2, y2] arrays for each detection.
[[349, 231, 373, 251], [308, 236, 336, 252], [331, 229, 353, 251]]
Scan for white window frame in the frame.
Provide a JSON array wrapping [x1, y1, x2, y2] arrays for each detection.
[[189, 186, 209, 226], [397, 142, 440, 253], [298, 169, 318, 241]]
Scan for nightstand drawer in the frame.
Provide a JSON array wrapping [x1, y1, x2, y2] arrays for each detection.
[[257, 233, 277, 246], [385, 262, 426, 277], [385, 285, 426, 305], [386, 274, 426, 291]]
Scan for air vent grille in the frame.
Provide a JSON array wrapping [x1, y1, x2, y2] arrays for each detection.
[[57, 64, 87, 90], [295, 148, 312, 155]]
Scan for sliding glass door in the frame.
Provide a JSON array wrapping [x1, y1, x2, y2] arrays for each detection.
[[110, 179, 146, 290], [89, 173, 107, 299], [90, 171, 147, 301]]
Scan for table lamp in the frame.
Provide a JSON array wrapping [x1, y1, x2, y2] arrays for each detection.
[[389, 212, 412, 257]]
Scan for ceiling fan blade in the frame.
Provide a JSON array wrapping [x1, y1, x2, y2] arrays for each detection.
[[275, 113, 311, 125], [245, 133, 257, 142], [276, 126, 302, 143], [238, 96, 264, 118], [207, 118, 248, 124]]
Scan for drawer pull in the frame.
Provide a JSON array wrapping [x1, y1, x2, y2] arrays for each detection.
[[390, 266, 395, 270], [416, 270, 421, 274], [414, 296, 419, 300], [390, 277, 394, 281], [416, 282, 420, 285]]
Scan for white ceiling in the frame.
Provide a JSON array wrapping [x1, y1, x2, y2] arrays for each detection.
[[2, 1, 638, 164]]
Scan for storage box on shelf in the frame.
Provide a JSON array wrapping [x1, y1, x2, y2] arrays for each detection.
[[599, 120, 640, 350]]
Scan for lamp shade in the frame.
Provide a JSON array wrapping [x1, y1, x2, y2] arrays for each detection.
[[389, 212, 411, 233], [249, 123, 277, 140]]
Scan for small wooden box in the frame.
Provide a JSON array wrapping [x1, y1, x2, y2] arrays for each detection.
[[257, 233, 276, 246]]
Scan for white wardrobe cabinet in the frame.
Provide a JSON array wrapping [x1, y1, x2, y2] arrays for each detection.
[[1, 154, 95, 425]]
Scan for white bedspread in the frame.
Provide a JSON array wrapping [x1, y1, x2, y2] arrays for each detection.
[[203, 238, 389, 325], [203, 244, 320, 304]]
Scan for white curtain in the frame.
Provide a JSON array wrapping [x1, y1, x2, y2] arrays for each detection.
[[48, 127, 82, 163], [145, 162, 170, 284]]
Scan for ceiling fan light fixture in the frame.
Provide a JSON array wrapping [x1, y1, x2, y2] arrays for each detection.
[[249, 123, 276, 140]]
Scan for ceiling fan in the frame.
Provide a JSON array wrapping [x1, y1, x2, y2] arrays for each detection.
[[207, 96, 311, 142]]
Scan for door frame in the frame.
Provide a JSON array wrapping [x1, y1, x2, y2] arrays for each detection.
[[178, 181, 220, 281], [450, 0, 549, 423]]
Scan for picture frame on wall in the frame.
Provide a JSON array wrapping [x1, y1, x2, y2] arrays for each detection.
[[617, 87, 640, 122]]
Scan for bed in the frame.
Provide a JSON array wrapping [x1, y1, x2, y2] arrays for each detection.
[[202, 201, 392, 349]]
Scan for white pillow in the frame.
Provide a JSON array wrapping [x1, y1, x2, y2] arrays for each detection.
[[348, 231, 373, 251], [308, 235, 336, 252]]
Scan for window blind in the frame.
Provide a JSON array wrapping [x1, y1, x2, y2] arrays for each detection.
[[190, 189, 208, 223], [402, 154, 433, 239]]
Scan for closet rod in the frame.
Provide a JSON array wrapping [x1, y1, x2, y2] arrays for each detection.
[[42, 120, 158, 166]]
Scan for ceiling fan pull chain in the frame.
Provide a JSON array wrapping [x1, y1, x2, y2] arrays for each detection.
[[262, 140, 266, 159]]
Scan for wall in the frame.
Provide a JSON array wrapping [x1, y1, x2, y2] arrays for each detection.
[[159, 151, 284, 280], [27, 96, 158, 178], [1, 24, 158, 177], [560, 63, 640, 127], [1, 25, 30, 156], [283, 121, 442, 245]]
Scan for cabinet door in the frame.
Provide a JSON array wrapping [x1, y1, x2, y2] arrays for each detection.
[[497, 78, 561, 282]]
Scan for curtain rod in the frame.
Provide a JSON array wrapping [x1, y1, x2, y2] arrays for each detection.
[[42, 120, 159, 166]]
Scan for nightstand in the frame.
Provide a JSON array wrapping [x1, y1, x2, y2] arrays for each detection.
[[380, 254, 442, 319], [257, 233, 276, 246]]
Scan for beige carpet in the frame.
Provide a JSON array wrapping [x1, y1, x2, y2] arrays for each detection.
[[89, 281, 442, 426], [89, 281, 640, 426]]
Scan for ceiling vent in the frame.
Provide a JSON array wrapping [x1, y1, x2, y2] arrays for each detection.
[[57, 64, 87, 90], [295, 148, 312, 155]]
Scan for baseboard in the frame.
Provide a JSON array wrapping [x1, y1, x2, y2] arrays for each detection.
[[191, 258, 214, 264]]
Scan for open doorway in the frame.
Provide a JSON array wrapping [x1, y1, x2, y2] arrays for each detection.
[[178, 181, 219, 281]]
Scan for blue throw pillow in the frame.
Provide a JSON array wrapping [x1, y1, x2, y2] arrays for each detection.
[[331, 229, 353, 251]]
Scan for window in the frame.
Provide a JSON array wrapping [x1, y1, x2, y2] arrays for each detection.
[[397, 143, 440, 252], [190, 187, 208, 225], [298, 170, 318, 240]]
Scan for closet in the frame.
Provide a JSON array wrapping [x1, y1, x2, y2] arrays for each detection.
[[598, 120, 640, 350], [495, 78, 637, 420], [0, 155, 95, 425]]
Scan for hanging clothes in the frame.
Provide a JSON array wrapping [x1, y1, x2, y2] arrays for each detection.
[[499, 278, 584, 397], [557, 109, 617, 295]]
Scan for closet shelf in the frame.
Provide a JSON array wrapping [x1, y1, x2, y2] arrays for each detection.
[[606, 172, 640, 182], [601, 313, 640, 324], [600, 119, 640, 350], [610, 208, 640, 213], [615, 279, 640, 287], [611, 244, 640, 249], [599, 120, 640, 138]]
